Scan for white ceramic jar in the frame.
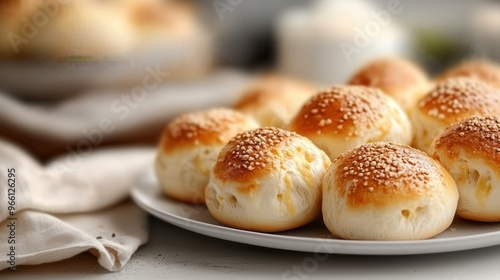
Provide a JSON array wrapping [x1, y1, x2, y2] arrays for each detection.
[[276, 0, 412, 85]]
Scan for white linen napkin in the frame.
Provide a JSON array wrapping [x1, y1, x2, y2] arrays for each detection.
[[0, 139, 155, 271]]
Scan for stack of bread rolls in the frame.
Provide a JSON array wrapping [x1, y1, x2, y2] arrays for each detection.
[[155, 57, 500, 240]]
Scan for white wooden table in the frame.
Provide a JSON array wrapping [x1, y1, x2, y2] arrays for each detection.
[[2, 215, 500, 279]]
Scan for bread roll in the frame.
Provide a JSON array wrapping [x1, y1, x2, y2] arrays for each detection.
[[126, 0, 198, 43], [155, 108, 259, 204], [322, 142, 458, 240], [348, 57, 430, 113], [234, 74, 317, 129], [412, 77, 500, 153], [0, 0, 38, 58], [18, 0, 135, 60], [431, 115, 500, 221], [1, 0, 206, 72], [205, 127, 331, 232], [125, 0, 212, 80], [289, 85, 412, 160], [437, 60, 500, 89]]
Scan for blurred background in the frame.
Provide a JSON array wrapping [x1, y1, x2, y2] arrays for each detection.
[[1, 0, 499, 161]]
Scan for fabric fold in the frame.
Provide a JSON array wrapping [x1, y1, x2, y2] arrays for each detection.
[[0, 139, 155, 271]]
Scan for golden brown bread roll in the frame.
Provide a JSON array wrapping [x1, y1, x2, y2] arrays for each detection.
[[431, 115, 500, 222], [437, 60, 500, 89], [234, 74, 317, 129], [411, 77, 500, 153], [289, 85, 412, 160], [2, 0, 201, 61], [17, 0, 135, 60], [0, 0, 39, 58], [125, 0, 199, 45], [155, 108, 259, 204], [205, 127, 331, 232], [348, 57, 430, 112], [322, 142, 458, 240]]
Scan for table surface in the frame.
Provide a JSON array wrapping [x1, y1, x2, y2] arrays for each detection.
[[2, 215, 500, 279]]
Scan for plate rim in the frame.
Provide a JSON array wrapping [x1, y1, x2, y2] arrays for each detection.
[[131, 177, 500, 255]]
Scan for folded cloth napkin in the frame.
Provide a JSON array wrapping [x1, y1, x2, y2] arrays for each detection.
[[0, 139, 155, 271]]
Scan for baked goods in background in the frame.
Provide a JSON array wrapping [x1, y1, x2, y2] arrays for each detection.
[[436, 60, 500, 89], [126, 0, 198, 44], [205, 127, 331, 232], [348, 57, 430, 113], [233, 75, 317, 129], [0, 0, 213, 97], [0, 0, 205, 61], [322, 142, 458, 240], [123, 0, 212, 80], [430, 115, 500, 222], [411, 77, 500, 153], [18, 1, 136, 61], [0, 0, 212, 82], [289, 85, 412, 160], [0, 0, 38, 58], [155, 108, 259, 204]]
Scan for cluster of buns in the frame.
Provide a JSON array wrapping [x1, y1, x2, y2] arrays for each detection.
[[156, 57, 500, 240], [0, 0, 203, 61]]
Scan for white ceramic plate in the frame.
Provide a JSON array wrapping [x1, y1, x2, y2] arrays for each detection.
[[131, 170, 500, 255], [0, 38, 212, 99]]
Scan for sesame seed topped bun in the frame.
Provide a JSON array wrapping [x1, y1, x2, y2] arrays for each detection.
[[155, 108, 259, 204], [348, 57, 430, 112], [206, 127, 331, 232], [437, 60, 500, 89], [431, 115, 500, 221], [290, 85, 412, 160], [412, 77, 500, 153], [323, 142, 458, 240], [234, 74, 317, 129]]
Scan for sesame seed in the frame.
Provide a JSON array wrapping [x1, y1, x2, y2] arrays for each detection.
[[419, 78, 500, 121], [444, 115, 500, 154], [224, 127, 297, 171], [439, 60, 500, 88], [297, 86, 387, 135], [337, 142, 432, 191], [167, 108, 251, 141]]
